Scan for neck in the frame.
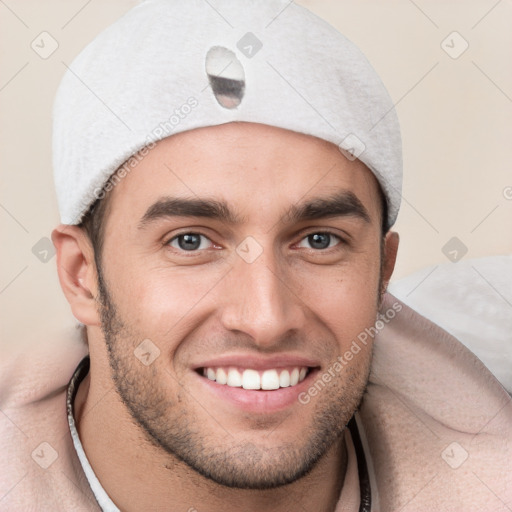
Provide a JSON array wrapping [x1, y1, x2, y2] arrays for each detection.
[[74, 365, 356, 512]]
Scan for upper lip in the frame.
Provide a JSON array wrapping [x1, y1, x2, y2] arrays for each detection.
[[192, 354, 321, 371]]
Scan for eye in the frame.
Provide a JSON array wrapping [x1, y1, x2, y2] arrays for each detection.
[[167, 233, 213, 252], [296, 232, 342, 250], [165, 231, 344, 253]]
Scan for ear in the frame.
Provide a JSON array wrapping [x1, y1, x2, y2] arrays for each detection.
[[51, 225, 101, 327], [381, 230, 399, 294]]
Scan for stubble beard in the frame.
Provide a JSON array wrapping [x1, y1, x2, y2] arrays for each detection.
[[96, 265, 373, 490]]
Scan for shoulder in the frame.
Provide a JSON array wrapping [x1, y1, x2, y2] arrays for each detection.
[[0, 325, 98, 510], [362, 292, 512, 511]]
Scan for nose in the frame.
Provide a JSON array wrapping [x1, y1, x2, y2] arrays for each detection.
[[219, 245, 307, 349]]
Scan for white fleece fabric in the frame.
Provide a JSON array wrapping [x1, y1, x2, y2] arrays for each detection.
[[52, 0, 402, 226], [389, 254, 512, 394]]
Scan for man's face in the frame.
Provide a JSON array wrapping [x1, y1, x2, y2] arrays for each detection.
[[94, 122, 386, 489]]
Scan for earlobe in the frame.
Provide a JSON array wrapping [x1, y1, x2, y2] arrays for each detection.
[[381, 230, 399, 293], [51, 225, 101, 327]]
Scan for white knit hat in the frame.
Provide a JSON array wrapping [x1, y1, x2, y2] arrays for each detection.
[[53, 0, 402, 227]]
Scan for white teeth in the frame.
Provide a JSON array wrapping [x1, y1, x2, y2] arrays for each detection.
[[203, 366, 310, 390], [242, 369, 261, 390], [279, 370, 290, 388], [261, 369, 280, 390], [227, 368, 242, 387], [216, 368, 227, 385]]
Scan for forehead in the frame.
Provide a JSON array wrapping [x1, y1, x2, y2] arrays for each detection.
[[106, 122, 382, 225]]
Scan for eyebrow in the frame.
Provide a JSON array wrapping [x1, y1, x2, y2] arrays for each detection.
[[138, 191, 371, 229]]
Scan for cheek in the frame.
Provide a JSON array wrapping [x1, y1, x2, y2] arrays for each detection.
[[294, 255, 380, 350], [106, 259, 228, 340]]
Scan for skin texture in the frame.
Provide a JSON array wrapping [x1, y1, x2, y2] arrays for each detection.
[[52, 122, 398, 512]]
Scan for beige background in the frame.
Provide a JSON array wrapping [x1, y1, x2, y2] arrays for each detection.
[[1, 0, 511, 354]]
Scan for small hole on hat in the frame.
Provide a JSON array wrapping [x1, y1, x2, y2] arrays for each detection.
[[205, 46, 245, 109]]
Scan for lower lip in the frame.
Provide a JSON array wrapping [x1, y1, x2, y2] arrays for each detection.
[[195, 369, 319, 414]]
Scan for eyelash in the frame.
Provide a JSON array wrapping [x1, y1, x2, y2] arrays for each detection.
[[164, 230, 346, 254]]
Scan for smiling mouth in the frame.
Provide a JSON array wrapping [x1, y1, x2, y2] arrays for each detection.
[[197, 366, 314, 391]]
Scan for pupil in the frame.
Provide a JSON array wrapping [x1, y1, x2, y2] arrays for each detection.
[[179, 234, 200, 250], [309, 233, 330, 249]]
